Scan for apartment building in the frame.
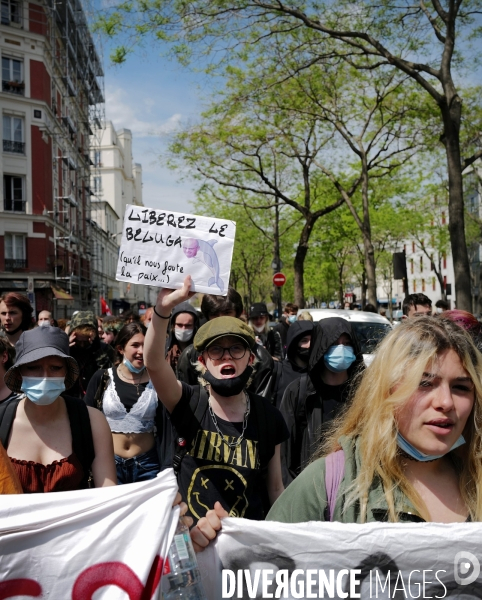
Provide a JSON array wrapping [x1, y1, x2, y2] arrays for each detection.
[[404, 241, 454, 305], [465, 158, 482, 315], [0, 0, 104, 317], [95, 121, 156, 312]]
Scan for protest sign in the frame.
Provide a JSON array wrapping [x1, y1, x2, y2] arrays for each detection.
[[197, 517, 482, 599], [0, 470, 179, 599], [116, 205, 236, 296]]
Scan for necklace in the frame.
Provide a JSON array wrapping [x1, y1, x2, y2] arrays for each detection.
[[398, 449, 441, 463], [120, 365, 144, 397], [208, 393, 250, 449]]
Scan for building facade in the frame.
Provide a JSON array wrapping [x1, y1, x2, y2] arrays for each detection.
[[95, 120, 156, 312], [0, 0, 104, 317]]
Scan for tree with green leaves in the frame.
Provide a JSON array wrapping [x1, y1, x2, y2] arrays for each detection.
[[97, 0, 482, 310], [169, 77, 357, 307], [284, 62, 430, 305]]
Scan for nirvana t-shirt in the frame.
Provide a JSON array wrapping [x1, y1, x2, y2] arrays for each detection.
[[170, 382, 289, 522]]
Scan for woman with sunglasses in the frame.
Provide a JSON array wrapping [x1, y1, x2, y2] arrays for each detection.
[[144, 276, 288, 523]]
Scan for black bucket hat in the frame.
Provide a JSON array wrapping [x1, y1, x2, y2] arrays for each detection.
[[249, 302, 269, 319], [4, 326, 79, 393]]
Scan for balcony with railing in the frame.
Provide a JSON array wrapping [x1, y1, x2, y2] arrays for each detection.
[[3, 139, 25, 153], [4, 258, 27, 270], [2, 80, 24, 95]]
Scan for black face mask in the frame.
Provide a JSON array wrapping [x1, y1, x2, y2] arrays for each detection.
[[203, 365, 253, 397], [5, 324, 23, 336], [297, 347, 310, 360]]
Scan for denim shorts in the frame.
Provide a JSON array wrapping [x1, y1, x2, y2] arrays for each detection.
[[115, 445, 160, 485]]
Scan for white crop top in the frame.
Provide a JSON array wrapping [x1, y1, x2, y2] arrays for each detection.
[[103, 368, 158, 434]]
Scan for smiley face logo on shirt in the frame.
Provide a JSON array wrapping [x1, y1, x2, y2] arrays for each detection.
[[187, 465, 249, 520]]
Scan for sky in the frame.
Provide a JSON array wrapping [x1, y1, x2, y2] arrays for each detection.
[[101, 45, 208, 214]]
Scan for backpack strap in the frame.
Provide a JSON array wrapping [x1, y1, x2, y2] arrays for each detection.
[[295, 374, 309, 432], [172, 386, 209, 476], [64, 396, 95, 489], [94, 369, 110, 411], [0, 396, 22, 448], [324, 449, 345, 521], [249, 393, 275, 470]]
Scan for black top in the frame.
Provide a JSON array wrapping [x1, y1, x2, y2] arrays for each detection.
[[280, 322, 357, 487], [271, 321, 315, 408], [170, 382, 289, 523], [84, 367, 148, 412]]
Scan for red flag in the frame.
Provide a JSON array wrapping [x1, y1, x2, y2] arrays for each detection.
[[100, 297, 111, 315]]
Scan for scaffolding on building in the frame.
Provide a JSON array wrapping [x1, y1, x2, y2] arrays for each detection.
[[30, 0, 105, 313]]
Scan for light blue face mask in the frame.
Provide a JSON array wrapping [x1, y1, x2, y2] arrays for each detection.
[[123, 357, 145, 374], [21, 377, 65, 406], [397, 432, 466, 461], [288, 315, 297, 324], [324, 344, 356, 373]]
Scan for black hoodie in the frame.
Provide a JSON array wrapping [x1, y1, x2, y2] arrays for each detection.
[[279, 317, 364, 485], [271, 320, 314, 408]]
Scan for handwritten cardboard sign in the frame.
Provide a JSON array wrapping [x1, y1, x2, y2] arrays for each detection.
[[116, 205, 236, 296]]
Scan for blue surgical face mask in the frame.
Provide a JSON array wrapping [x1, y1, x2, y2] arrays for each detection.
[[288, 315, 297, 324], [21, 377, 65, 406], [123, 357, 145, 374], [324, 344, 356, 373], [397, 432, 466, 462]]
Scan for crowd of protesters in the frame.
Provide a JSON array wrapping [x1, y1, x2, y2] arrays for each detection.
[[1, 284, 482, 551]]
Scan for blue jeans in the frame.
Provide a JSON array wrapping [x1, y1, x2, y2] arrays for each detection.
[[115, 446, 160, 484]]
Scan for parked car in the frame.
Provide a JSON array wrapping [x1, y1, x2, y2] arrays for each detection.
[[391, 309, 404, 325], [298, 308, 392, 366]]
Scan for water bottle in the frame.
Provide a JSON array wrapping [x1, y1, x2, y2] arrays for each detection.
[[162, 517, 207, 600]]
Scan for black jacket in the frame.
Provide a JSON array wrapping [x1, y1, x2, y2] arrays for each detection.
[[68, 337, 114, 398], [176, 342, 275, 398], [254, 328, 283, 361], [273, 318, 290, 358], [271, 320, 314, 408], [280, 317, 364, 486]]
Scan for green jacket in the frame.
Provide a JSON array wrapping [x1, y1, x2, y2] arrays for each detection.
[[267, 435, 423, 524]]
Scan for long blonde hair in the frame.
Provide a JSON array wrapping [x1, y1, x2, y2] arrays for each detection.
[[317, 317, 482, 522]]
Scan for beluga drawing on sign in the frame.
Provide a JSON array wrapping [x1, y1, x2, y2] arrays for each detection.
[[183, 238, 224, 293], [116, 205, 236, 296]]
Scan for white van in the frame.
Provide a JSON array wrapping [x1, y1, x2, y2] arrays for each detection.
[[298, 308, 392, 366]]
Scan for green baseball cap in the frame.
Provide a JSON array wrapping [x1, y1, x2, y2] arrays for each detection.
[[193, 316, 256, 352]]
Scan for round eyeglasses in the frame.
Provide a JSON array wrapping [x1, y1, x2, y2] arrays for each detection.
[[206, 343, 247, 361]]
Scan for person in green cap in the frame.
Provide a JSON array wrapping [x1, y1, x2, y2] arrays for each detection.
[[144, 275, 288, 523]]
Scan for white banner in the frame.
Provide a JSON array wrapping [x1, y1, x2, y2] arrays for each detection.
[[0, 470, 179, 599], [116, 205, 236, 296], [197, 518, 482, 599]]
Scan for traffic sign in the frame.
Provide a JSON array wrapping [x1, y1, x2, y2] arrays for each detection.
[[273, 272, 286, 287]]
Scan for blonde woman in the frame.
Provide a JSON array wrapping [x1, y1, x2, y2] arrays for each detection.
[[267, 316, 481, 524], [192, 317, 482, 549]]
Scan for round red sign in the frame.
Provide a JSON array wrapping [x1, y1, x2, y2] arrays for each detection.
[[273, 272, 286, 287]]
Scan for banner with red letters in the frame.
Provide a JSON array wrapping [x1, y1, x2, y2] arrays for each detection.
[[0, 470, 179, 599]]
